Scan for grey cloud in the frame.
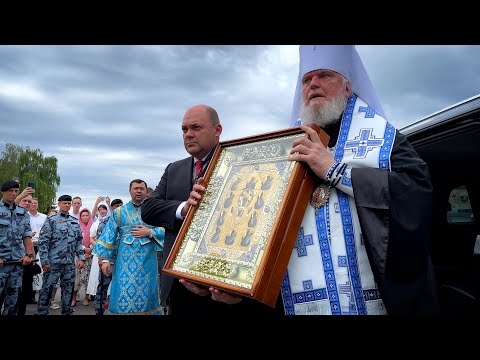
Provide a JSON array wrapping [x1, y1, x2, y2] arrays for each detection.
[[1, 45, 479, 211]]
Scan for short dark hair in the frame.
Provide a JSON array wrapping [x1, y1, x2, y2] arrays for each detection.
[[110, 199, 123, 207], [98, 204, 108, 211], [129, 179, 147, 189]]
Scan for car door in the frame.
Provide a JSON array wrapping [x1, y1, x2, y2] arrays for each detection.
[[401, 95, 480, 315]]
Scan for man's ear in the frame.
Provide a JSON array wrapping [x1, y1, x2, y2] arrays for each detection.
[[346, 80, 352, 97], [216, 124, 223, 137]]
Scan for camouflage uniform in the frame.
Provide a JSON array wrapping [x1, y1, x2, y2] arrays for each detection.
[[36, 212, 85, 315], [0, 198, 32, 315]]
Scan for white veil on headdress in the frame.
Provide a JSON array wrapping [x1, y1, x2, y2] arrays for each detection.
[[290, 45, 386, 126]]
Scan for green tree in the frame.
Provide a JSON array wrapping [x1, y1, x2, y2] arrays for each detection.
[[0, 143, 60, 214], [0, 143, 23, 181]]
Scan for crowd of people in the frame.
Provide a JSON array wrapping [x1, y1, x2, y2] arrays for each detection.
[[0, 45, 439, 316], [0, 179, 164, 316]]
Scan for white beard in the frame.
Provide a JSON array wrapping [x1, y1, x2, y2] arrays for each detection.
[[300, 89, 348, 128]]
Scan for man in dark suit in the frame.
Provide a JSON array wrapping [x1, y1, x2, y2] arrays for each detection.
[[142, 104, 278, 316]]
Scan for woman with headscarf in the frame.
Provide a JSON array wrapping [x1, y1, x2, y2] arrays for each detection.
[[72, 208, 94, 306], [91, 196, 112, 223], [86, 203, 110, 299]]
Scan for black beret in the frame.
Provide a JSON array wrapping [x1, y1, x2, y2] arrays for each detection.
[[1, 180, 20, 192], [110, 199, 123, 207], [57, 194, 72, 202]]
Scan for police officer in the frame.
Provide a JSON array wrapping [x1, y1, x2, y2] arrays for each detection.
[[0, 180, 35, 315], [36, 195, 85, 315]]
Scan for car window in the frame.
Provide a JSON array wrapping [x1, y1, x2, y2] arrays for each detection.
[[447, 186, 475, 224]]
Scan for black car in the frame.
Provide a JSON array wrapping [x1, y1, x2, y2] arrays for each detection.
[[401, 94, 480, 315]]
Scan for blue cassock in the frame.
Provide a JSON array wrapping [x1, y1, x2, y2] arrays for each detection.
[[94, 201, 164, 315]]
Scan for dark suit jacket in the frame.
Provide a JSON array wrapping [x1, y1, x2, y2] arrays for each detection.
[[141, 156, 194, 307], [142, 153, 281, 316]]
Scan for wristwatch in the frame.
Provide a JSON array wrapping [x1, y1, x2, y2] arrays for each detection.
[[26, 253, 34, 259]]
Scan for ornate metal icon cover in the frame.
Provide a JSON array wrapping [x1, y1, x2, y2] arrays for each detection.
[[170, 133, 305, 290]]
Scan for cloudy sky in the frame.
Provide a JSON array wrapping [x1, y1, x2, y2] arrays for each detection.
[[1, 45, 479, 212]]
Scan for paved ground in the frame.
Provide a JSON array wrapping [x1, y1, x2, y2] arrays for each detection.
[[25, 289, 96, 315]]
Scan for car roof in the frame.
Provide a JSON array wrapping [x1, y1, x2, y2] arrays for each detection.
[[401, 93, 480, 136], [399, 94, 480, 191]]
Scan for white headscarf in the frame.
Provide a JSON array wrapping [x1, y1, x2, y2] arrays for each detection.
[[290, 45, 386, 125], [95, 203, 111, 223]]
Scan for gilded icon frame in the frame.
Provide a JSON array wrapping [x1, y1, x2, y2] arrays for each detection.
[[163, 125, 328, 307]]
